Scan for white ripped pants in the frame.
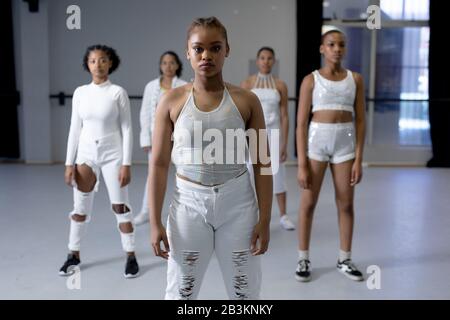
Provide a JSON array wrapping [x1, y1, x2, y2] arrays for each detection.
[[67, 131, 135, 253], [165, 171, 261, 300]]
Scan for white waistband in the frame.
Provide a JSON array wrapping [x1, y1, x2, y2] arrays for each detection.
[[175, 169, 249, 193], [80, 130, 121, 144], [310, 121, 354, 129], [312, 104, 354, 113]]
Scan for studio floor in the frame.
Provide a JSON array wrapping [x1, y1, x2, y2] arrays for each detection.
[[1, 164, 449, 299]]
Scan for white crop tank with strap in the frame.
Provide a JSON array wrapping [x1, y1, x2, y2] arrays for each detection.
[[251, 73, 281, 128], [171, 85, 248, 186], [312, 69, 356, 114]]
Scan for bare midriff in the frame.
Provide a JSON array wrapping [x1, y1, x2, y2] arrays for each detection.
[[311, 110, 353, 123]]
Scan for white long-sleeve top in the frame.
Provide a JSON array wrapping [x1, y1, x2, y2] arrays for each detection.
[[139, 76, 187, 147], [65, 80, 133, 166]]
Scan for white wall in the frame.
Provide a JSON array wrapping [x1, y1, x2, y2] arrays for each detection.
[[13, 0, 52, 163], [14, 0, 297, 163]]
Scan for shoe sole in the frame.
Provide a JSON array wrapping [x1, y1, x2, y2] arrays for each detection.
[[124, 271, 140, 279], [58, 264, 80, 277], [337, 268, 364, 281], [295, 274, 311, 282]]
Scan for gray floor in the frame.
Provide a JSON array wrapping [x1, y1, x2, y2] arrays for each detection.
[[1, 164, 449, 300]]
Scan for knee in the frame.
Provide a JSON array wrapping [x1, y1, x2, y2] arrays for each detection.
[[112, 204, 130, 214], [301, 200, 317, 216], [336, 200, 354, 214], [71, 213, 87, 222], [119, 222, 133, 233], [76, 182, 96, 193], [113, 204, 133, 233]]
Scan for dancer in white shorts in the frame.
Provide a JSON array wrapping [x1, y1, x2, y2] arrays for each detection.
[[296, 29, 366, 282]]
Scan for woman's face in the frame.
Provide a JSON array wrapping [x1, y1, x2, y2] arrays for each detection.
[[87, 50, 112, 79], [256, 50, 275, 74], [320, 32, 346, 64], [187, 26, 229, 78], [160, 54, 179, 78]]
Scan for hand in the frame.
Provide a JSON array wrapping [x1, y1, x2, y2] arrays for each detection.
[[150, 223, 170, 259], [119, 165, 131, 187], [250, 221, 270, 256], [350, 161, 363, 186], [280, 146, 288, 163], [64, 165, 75, 187], [297, 165, 311, 189], [142, 146, 152, 153]]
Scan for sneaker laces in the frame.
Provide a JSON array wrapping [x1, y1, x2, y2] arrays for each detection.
[[342, 259, 358, 271], [298, 259, 310, 272]]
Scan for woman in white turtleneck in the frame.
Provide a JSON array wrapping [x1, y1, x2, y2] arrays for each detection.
[[59, 45, 139, 279]]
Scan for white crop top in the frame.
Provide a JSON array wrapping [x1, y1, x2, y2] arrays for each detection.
[[312, 69, 356, 114], [65, 80, 133, 166], [171, 86, 247, 186], [251, 73, 281, 129]]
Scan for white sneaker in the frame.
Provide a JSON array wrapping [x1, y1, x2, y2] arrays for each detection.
[[280, 215, 295, 230], [133, 211, 149, 226]]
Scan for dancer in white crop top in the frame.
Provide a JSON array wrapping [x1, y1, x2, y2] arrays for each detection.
[[295, 29, 366, 282], [241, 47, 295, 231], [59, 45, 139, 279], [148, 17, 272, 300], [134, 51, 187, 226]]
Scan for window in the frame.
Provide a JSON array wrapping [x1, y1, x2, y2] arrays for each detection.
[[323, 0, 430, 160]]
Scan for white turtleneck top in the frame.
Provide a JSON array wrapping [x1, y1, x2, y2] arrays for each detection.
[[65, 80, 133, 166]]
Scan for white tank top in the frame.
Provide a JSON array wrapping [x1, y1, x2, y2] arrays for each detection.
[[312, 69, 356, 114], [171, 85, 248, 186], [251, 73, 281, 129]]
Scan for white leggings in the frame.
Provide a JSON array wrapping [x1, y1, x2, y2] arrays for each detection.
[[267, 128, 286, 194], [67, 132, 135, 253], [165, 170, 261, 300]]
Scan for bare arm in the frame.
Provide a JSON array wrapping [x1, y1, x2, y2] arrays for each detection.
[[296, 74, 314, 189], [278, 80, 289, 162], [247, 92, 272, 255], [148, 92, 174, 259], [351, 72, 366, 186]]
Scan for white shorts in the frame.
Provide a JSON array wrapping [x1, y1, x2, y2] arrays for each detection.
[[307, 122, 355, 164], [75, 131, 128, 204]]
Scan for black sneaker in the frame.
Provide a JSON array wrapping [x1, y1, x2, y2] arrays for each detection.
[[337, 259, 364, 281], [59, 253, 81, 276], [124, 255, 139, 278], [295, 259, 311, 282]]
